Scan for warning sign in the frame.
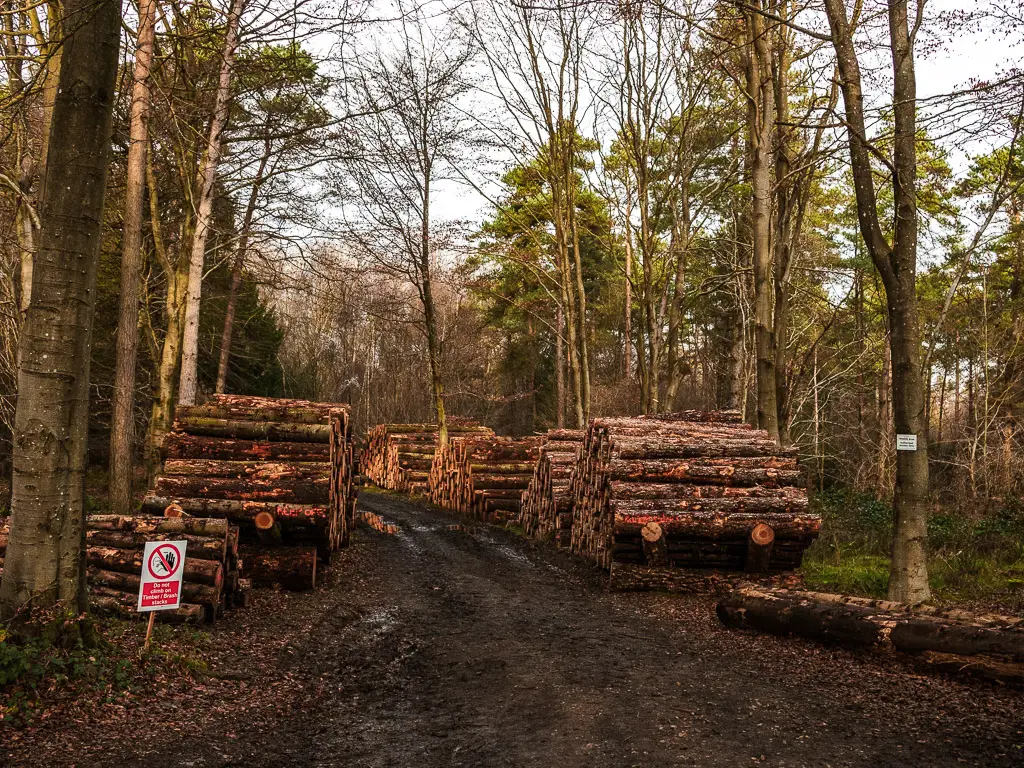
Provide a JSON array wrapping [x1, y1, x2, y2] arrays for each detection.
[[137, 540, 187, 612]]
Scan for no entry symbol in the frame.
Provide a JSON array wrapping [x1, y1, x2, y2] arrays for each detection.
[[147, 543, 182, 580]]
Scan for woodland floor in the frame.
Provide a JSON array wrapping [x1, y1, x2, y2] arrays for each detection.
[[3, 489, 1023, 767]]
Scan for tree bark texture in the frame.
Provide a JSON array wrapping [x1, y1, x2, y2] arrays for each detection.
[[744, 2, 780, 442], [0, 0, 121, 629]]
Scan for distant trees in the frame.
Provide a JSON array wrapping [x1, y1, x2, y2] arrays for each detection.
[[470, 0, 598, 426], [474, 136, 616, 431], [338, 8, 478, 445]]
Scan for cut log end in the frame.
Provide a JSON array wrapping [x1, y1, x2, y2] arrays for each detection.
[[750, 522, 775, 546], [641, 521, 663, 542], [164, 501, 186, 518]]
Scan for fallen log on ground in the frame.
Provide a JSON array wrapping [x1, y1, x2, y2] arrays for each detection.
[[716, 585, 1024, 680]]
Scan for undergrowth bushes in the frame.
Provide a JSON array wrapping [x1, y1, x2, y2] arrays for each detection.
[[801, 488, 1024, 610]]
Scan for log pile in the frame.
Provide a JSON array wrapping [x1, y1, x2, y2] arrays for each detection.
[[1, 515, 247, 623], [362, 422, 493, 494], [718, 586, 1024, 685], [429, 436, 543, 523], [519, 429, 584, 543], [144, 394, 357, 588], [568, 411, 820, 589]]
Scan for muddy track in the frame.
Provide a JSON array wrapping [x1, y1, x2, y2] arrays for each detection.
[[5, 490, 1022, 767]]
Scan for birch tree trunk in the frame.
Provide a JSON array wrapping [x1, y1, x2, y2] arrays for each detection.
[[0, 0, 120, 632], [109, 0, 157, 516], [178, 0, 245, 406]]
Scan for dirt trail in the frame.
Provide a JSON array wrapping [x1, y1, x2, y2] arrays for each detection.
[[5, 490, 1022, 767]]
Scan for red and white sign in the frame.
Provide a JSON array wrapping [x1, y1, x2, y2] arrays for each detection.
[[137, 540, 187, 612]]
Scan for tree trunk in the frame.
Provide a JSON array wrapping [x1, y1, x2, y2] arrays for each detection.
[[420, 172, 447, 447], [556, 305, 565, 428], [771, 16, 794, 447], [623, 197, 633, 382], [109, 0, 157, 516], [664, 195, 690, 409], [557, 216, 584, 428], [0, 0, 120, 632], [214, 143, 270, 394], [570, 201, 591, 423], [823, 0, 930, 601], [144, 158, 188, 481], [745, 2, 779, 442], [178, 0, 246, 406]]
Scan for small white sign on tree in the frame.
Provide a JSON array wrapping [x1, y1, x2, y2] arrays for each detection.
[[895, 434, 918, 452]]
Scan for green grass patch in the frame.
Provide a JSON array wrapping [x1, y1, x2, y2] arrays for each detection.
[[800, 550, 891, 597], [801, 488, 1024, 612]]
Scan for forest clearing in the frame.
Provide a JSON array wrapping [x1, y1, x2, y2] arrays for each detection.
[[3, 492, 1022, 767], [2, 0, 1024, 764]]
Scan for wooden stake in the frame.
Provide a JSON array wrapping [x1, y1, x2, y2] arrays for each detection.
[[143, 612, 156, 650]]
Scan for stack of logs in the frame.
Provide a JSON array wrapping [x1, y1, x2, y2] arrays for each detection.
[[1, 515, 247, 623], [142, 394, 357, 590], [362, 423, 493, 494], [569, 411, 821, 591], [429, 436, 542, 523], [519, 429, 584, 542]]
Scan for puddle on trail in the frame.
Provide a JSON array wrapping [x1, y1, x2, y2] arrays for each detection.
[[358, 509, 401, 535], [362, 606, 402, 638], [491, 544, 535, 568]]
